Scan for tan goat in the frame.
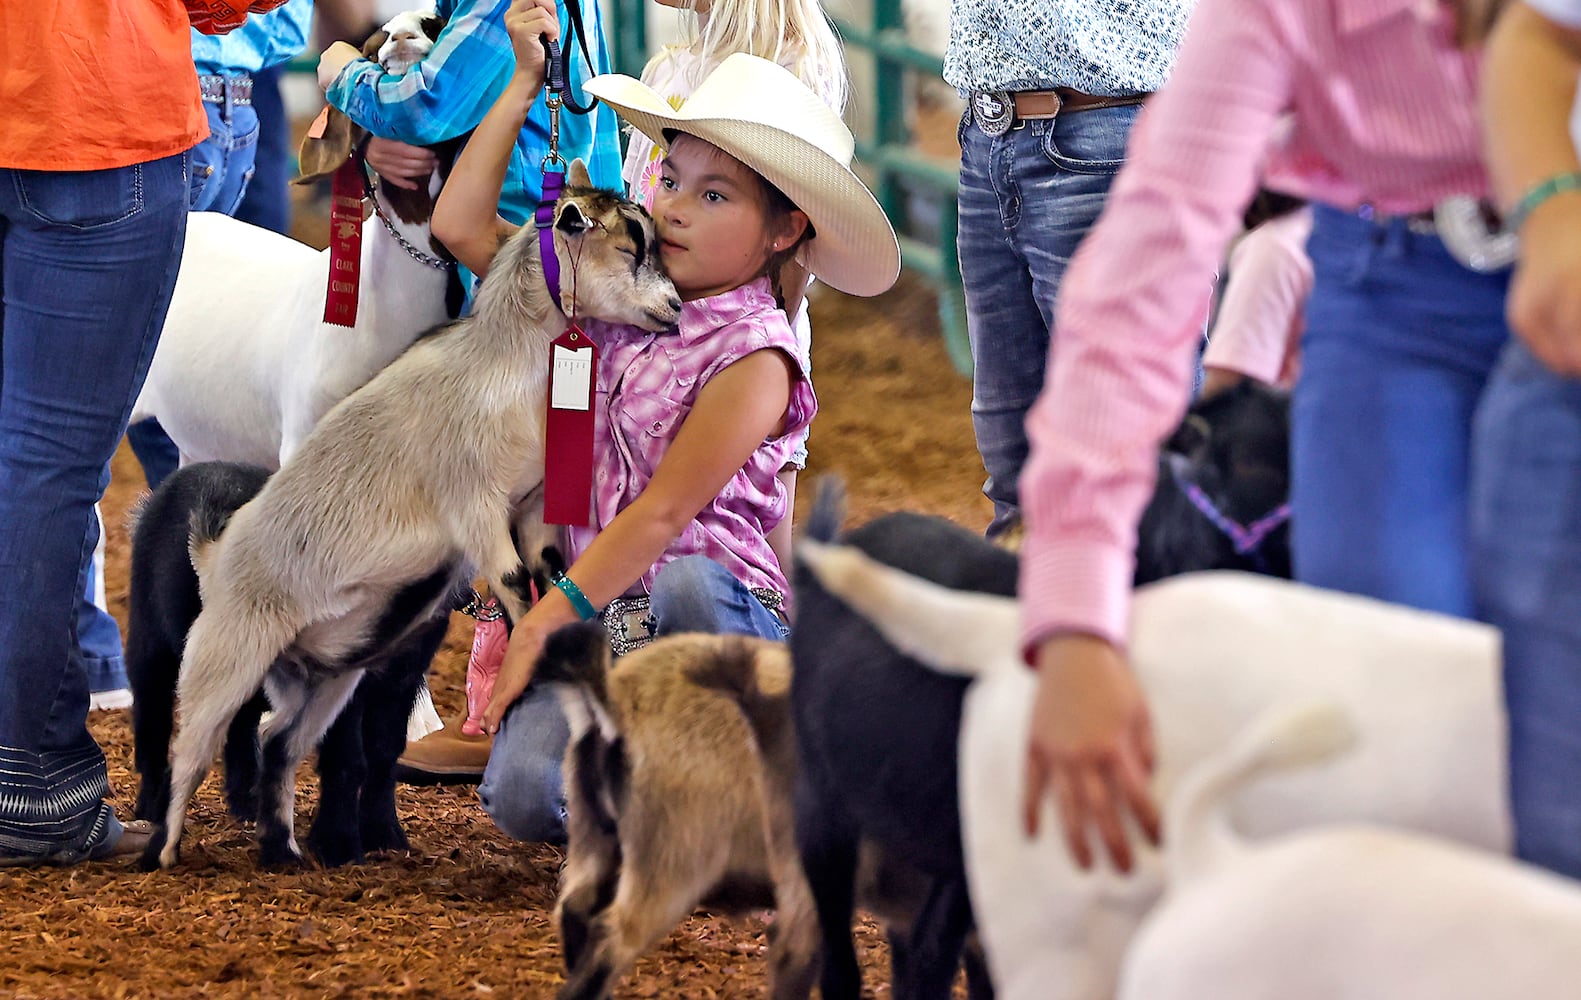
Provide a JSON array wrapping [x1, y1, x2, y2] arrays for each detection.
[[535, 623, 982, 1000], [536, 624, 822, 1000], [145, 164, 683, 870]]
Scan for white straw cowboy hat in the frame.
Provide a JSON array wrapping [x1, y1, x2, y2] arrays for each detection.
[[583, 54, 901, 297]]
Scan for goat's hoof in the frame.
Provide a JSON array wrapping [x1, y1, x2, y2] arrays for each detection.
[[306, 831, 363, 869], [258, 840, 308, 871], [137, 833, 170, 873], [225, 791, 260, 825], [359, 821, 409, 856]]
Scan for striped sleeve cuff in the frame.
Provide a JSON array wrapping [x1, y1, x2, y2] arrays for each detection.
[[1018, 536, 1135, 664]]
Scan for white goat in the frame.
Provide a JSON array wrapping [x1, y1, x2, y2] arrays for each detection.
[[131, 10, 456, 470], [1121, 704, 1581, 1000], [145, 164, 682, 870], [795, 546, 1510, 1000]]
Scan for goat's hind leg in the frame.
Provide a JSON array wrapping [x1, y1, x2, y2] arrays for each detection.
[[357, 615, 450, 856], [558, 865, 713, 1000], [145, 608, 294, 870], [257, 668, 366, 868]]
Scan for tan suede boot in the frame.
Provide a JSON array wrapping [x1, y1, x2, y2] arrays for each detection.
[[394, 602, 503, 785]]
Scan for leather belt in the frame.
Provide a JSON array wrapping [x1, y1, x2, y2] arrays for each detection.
[[969, 88, 1149, 137], [197, 74, 253, 107]]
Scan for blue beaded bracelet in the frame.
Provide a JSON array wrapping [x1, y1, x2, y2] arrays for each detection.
[[553, 571, 598, 621], [1508, 171, 1581, 234]]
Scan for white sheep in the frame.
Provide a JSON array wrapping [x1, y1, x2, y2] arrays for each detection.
[[144, 164, 682, 870], [796, 545, 1511, 1000], [130, 10, 456, 471], [1120, 703, 1581, 1000]]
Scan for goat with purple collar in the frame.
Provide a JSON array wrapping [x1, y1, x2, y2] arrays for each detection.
[[141, 162, 680, 870]]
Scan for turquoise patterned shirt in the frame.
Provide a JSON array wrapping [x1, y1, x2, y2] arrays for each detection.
[[190, 0, 313, 76], [326, 0, 623, 225], [943, 0, 1196, 96]]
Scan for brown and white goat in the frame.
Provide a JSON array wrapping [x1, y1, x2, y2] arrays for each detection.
[[131, 9, 462, 471], [144, 165, 682, 870], [535, 625, 822, 1000], [536, 623, 991, 1000]]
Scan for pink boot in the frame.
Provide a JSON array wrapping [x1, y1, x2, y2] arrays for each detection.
[[462, 599, 507, 737]]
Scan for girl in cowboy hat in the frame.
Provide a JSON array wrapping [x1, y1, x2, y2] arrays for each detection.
[[433, 37, 898, 840]]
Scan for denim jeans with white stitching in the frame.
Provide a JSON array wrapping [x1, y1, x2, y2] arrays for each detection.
[[958, 103, 1141, 537], [0, 150, 189, 860]]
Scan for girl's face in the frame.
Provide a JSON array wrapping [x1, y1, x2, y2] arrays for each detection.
[[651, 134, 807, 301]]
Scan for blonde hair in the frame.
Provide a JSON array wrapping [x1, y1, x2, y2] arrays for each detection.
[[648, 0, 848, 113]]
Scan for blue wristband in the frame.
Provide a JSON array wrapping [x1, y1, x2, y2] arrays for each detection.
[[553, 571, 598, 621]]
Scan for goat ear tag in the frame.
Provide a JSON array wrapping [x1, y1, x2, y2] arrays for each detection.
[[544, 326, 598, 526], [307, 107, 330, 140]]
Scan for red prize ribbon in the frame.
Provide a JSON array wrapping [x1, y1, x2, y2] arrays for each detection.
[[544, 325, 598, 526], [323, 159, 364, 327]]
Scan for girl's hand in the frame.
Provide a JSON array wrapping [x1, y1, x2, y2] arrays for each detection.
[[1508, 195, 1581, 377], [482, 617, 553, 735], [1024, 633, 1161, 873], [505, 0, 560, 86], [365, 137, 439, 191], [317, 40, 362, 91]]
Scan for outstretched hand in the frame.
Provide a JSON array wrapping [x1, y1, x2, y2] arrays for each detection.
[[505, 0, 560, 87], [1024, 633, 1161, 873], [482, 618, 551, 735]]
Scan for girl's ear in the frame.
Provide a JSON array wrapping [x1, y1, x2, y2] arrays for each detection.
[[774, 209, 811, 252], [556, 200, 595, 234]]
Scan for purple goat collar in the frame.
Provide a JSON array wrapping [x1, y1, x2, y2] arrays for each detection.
[[535, 168, 566, 314], [1168, 458, 1290, 565]]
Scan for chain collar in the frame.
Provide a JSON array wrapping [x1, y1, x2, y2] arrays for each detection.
[[357, 164, 457, 272]]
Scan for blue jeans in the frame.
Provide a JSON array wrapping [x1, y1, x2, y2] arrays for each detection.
[[0, 150, 190, 861], [233, 65, 292, 235], [958, 103, 1141, 537], [79, 506, 128, 695], [1292, 204, 1508, 617], [479, 556, 787, 843], [1470, 341, 1581, 879], [190, 92, 260, 215]]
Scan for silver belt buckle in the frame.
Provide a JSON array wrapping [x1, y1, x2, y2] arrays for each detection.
[[601, 595, 658, 657], [1434, 196, 1517, 274], [972, 90, 1015, 137]]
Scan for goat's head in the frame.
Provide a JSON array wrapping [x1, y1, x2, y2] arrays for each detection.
[[370, 9, 445, 75], [480, 160, 683, 331], [296, 9, 454, 228], [1136, 380, 1291, 583]]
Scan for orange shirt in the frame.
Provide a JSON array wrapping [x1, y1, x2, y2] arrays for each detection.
[[0, 2, 207, 171]]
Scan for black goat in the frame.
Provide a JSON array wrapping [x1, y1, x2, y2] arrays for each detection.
[[790, 381, 1291, 1000], [127, 461, 448, 867]]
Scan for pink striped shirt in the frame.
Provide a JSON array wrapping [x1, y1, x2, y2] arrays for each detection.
[[566, 278, 816, 599], [1200, 207, 1313, 387], [1020, 0, 1488, 652]]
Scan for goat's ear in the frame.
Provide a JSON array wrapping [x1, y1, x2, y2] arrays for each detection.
[[296, 108, 365, 185], [1164, 413, 1212, 459], [555, 199, 594, 236], [360, 29, 390, 60], [566, 158, 592, 189]]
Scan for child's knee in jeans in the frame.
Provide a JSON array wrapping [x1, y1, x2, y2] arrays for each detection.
[[477, 687, 571, 844]]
